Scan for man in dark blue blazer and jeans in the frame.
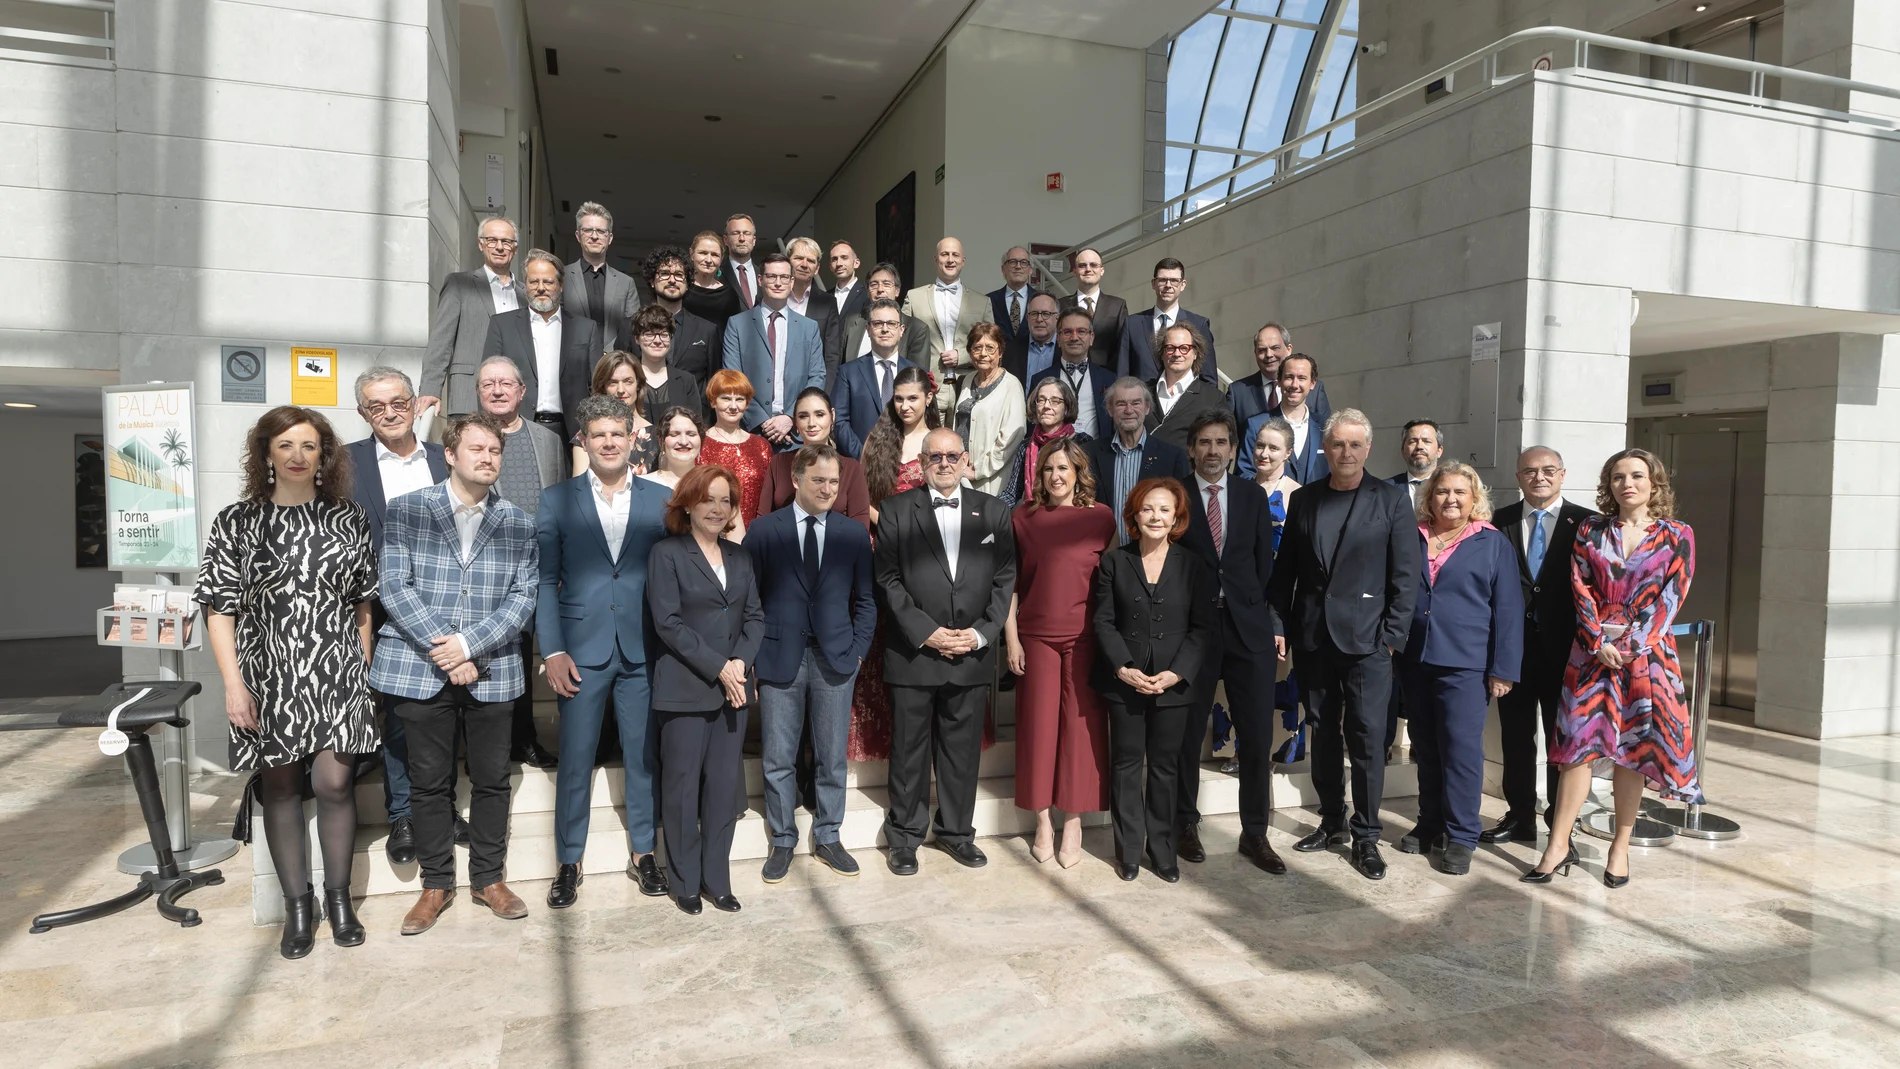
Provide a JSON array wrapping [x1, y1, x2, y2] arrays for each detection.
[[751, 443, 878, 883]]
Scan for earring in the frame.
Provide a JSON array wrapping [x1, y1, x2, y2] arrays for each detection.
[[315, 469, 323, 487], [267, 466, 275, 484]]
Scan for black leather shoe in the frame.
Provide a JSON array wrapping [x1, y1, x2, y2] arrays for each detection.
[[1117, 861, 1139, 881], [280, 889, 317, 960], [1436, 840, 1474, 876], [547, 863, 582, 909], [1151, 860, 1181, 883], [1479, 815, 1538, 844], [813, 841, 860, 877], [935, 840, 988, 868], [512, 741, 558, 769], [630, 854, 669, 897], [703, 886, 742, 913], [1239, 832, 1287, 875], [384, 817, 417, 866], [1352, 839, 1387, 881], [323, 887, 365, 947], [887, 846, 919, 876], [761, 846, 793, 884], [1294, 825, 1349, 852], [1521, 844, 1580, 884], [1397, 829, 1435, 855], [453, 816, 471, 846], [674, 893, 703, 915], [1177, 824, 1206, 864]]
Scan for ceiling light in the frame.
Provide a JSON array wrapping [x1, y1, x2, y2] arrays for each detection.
[[604, 66, 621, 74], [672, 214, 685, 219], [704, 115, 722, 122], [601, 188, 613, 194], [4, 401, 36, 409], [785, 153, 799, 159], [603, 133, 617, 139], [733, 53, 743, 61], [821, 94, 837, 101], [1694, 4, 1708, 9]]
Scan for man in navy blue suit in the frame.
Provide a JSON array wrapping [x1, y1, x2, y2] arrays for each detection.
[[723, 252, 825, 451], [1119, 258, 1217, 383], [1027, 307, 1115, 438], [1230, 322, 1333, 430], [831, 298, 913, 458], [535, 394, 673, 909], [751, 443, 878, 883], [986, 245, 1037, 347], [1238, 353, 1332, 483]]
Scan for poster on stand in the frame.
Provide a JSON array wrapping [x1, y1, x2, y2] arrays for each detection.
[[102, 383, 199, 571]]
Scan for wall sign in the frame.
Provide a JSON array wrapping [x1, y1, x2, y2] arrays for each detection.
[[102, 382, 199, 571], [290, 346, 339, 407], [220, 343, 266, 403]]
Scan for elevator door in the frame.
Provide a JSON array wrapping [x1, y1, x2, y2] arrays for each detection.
[[1635, 413, 1765, 710]]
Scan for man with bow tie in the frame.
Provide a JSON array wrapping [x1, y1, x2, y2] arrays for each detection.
[[902, 236, 993, 416], [874, 428, 1016, 875]]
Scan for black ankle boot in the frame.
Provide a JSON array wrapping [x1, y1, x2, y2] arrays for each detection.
[[324, 887, 365, 947], [280, 889, 317, 959]]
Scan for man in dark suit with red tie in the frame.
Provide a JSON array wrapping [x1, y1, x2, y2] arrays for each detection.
[[1058, 247, 1128, 371], [875, 428, 1016, 876], [1485, 446, 1595, 844]]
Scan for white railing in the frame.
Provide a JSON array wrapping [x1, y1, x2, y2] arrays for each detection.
[[1047, 25, 1900, 282], [0, 0, 115, 69]]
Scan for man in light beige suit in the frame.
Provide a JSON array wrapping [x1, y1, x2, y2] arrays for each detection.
[[902, 237, 994, 413]]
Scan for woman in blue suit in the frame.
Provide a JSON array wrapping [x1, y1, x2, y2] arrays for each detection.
[[1398, 460, 1523, 876]]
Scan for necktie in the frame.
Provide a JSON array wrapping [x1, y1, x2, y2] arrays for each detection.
[[767, 310, 781, 358], [803, 515, 821, 589], [1206, 484, 1224, 557], [1155, 312, 1170, 348], [1083, 295, 1095, 315], [737, 263, 752, 305], [1527, 509, 1549, 578], [879, 360, 894, 407], [1064, 362, 1084, 397], [1009, 291, 1022, 333], [933, 496, 959, 509]]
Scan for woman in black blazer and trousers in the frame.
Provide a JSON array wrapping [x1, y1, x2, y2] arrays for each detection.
[[1093, 477, 1217, 882], [648, 463, 764, 915]]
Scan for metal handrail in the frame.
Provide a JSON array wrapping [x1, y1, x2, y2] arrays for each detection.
[[0, 0, 114, 68], [1061, 25, 1900, 267]]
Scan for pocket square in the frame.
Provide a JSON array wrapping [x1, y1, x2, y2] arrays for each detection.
[[980, 533, 995, 544], [1360, 592, 1376, 598]]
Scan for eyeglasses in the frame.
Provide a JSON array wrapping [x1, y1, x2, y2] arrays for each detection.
[[924, 451, 963, 466], [1519, 466, 1563, 478], [1002, 258, 1030, 268], [361, 400, 412, 416], [1162, 344, 1195, 355], [761, 272, 792, 283], [1153, 277, 1185, 287], [653, 269, 687, 282], [477, 378, 520, 390], [639, 330, 672, 341], [1058, 327, 1092, 337], [869, 319, 903, 330], [478, 237, 517, 248], [1027, 309, 1058, 317], [578, 227, 611, 238]]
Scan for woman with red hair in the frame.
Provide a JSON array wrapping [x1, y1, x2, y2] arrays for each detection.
[[697, 368, 774, 537]]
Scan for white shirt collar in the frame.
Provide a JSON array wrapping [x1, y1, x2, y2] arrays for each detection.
[[586, 468, 629, 500], [533, 306, 562, 326], [375, 438, 425, 464], [791, 502, 827, 527], [483, 265, 509, 286], [1195, 472, 1227, 495]]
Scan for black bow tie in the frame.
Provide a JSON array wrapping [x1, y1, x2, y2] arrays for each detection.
[[933, 497, 960, 509]]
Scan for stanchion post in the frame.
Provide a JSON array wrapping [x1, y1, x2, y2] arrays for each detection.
[[1660, 618, 1741, 841]]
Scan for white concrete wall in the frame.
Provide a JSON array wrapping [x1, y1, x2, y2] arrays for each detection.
[[813, 53, 947, 291], [1629, 342, 1773, 414], [941, 24, 1146, 293], [0, 414, 115, 638]]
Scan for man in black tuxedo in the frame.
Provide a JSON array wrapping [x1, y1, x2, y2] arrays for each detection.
[[1059, 246, 1127, 371], [641, 245, 718, 388], [1179, 409, 1285, 875], [1084, 377, 1192, 544], [483, 249, 600, 440], [1485, 446, 1594, 844], [874, 428, 1016, 875], [1268, 408, 1419, 880]]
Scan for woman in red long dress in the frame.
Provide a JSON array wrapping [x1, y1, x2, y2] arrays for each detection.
[[697, 368, 774, 538], [1005, 438, 1116, 867]]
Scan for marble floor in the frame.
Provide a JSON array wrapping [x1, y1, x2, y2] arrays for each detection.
[[6, 718, 1900, 1068]]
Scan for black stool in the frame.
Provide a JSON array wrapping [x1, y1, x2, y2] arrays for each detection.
[[30, 680, 225, 934]]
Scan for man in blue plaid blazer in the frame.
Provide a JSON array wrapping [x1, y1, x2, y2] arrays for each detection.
[[371, 415, 539, 935]]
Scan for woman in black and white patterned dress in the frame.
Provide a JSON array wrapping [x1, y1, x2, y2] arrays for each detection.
[[197, 405, 378, 959]]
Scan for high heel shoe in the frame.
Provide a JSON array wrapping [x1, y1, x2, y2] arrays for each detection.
[[280, 889, 318, 959], [1603, 856, 1630, 889], [1029, 832, 1054, 864], [1520, 844, 1580, 884], [324, 887, 365, 947]]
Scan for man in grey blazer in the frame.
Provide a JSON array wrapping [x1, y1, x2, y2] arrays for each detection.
[[902, 236, 994, 414], [562, 201, 640, 354], [722, 253, 825, 451], [419, 216, 525, 418]]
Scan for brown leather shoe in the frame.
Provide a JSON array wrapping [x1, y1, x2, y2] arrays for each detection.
[[472, 881, 528, 920], [401, 888, 454, 935]]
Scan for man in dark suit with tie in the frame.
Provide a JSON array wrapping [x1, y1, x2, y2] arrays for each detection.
[[1485, 446, 1594, 844], [875, 428, 1017, 875], [838, 262, 932, 375], [535, 394, 673, 908], [1238, 353, 1331, 483], [1059, 247, 1127, 371], [833, 298, 914, 458], [751, 443, 878, 882], [1027, 307, 1114, 438], [1269, 408, 1420, 881], [1085, 378, 1192, 544], [1179, 410, 1285, 875], [641, 245, 719, 387], [988, 246, 1037, 348], [563, 202, 640, 353], [1120, 258, 1217, 383], [723, 253, 826, 451], [484, 249, 600, 441], [1231, 322, 1333, 430], [724, 213, 760, 309], [346, 367, 449, 866]]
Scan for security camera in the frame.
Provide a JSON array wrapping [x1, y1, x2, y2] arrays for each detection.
[[1360, 40, 1388, 57]]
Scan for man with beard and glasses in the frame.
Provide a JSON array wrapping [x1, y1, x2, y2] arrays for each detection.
[[484, 249, 600, 441]]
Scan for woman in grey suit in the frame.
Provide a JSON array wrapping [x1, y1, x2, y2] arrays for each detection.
[[647, 463, 764, 915]]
